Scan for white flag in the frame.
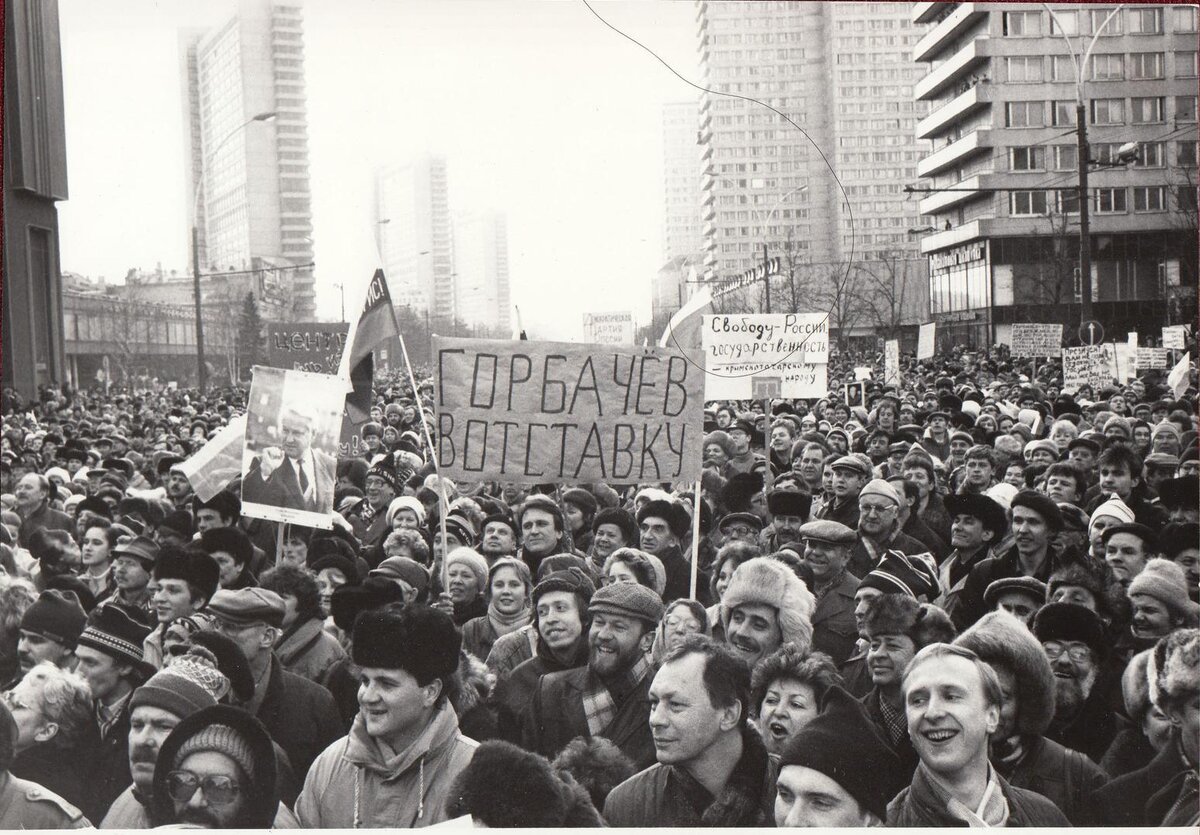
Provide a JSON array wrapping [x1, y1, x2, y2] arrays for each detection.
[[659, 283, 712, 349], [177, 415, 247, 502], [1168, 352, 1192, 398]]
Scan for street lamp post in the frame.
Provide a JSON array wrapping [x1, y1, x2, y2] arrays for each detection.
[[757, 184, 809, 313], [191, 110, 276, 390], [1043, 4, 1124, 326]]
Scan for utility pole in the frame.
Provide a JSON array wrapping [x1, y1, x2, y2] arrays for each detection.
[[1077, 102, 1093, 323], [191, 226, 208, 391], [762, 242, 772, 314]]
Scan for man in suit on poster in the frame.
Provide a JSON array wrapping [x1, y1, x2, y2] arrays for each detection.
[[242, 404, 336, 513]]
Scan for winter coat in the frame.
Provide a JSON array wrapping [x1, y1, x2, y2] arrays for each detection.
[[254, 654, 344, 791], [809, 570, 860, 666], [935, 545, 995, 629], [324, 656, 364, 732], [657, 544, 703, 605], [903, 512, 949, 562], [0, 771, 89, 829], [816, 494, 860, 530], [919, 491, 953, 545], [494, 637, 587, 744], [275, 616, 347, 686], [483, 624, 537, 681], [294, 702, 477, 828], [521, 665, 656, 770], [604, 725, 778, 827], [1001, 734, 1109, 825], [461, 615, 502, 663], [88, 699, 134, 822], [1099, 726, 1157, 778], [1087, 733, 1191, 826], [955, 543, 1071, 631], [888, 765, 1069, 827], [10, 737, 98, 823], [17, 502, 74, 549], [1044, 677, 1122, 765], [860, 687, 919, 781]]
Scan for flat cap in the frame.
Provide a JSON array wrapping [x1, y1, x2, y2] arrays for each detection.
[[207, 588, 286, 628], [983, 576, 1049, 607], [112, 535, 161, 566], [588, 581, 664, 627], [718, 512, 763, 533], [798, 520, 856, 545], [831, 455, 871, 477]]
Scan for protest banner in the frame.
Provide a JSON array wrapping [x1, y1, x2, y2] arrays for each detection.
[[917, 322, 936, 360], [1135, 347, 1169, 369], [177, 415, 247, 503], [884, 340, 900, 386], [434, 337, 704, 483], [266, 323, 349, 374], [701, 313, 830, 399], [1009, 323, 1063, 357], [1062, 345, 1116, 393], [241, 366, 346, 528], [1163, 325, 1187, 349], [582, 311, 634, 345]]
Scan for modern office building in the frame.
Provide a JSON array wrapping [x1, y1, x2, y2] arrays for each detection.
[[180, 0, 316, 321], [911, 2, 1199, 347], [3, 0, 69, 397], [375, 154, 456, 323], [662, 100, 706, 264], [453, 212, 511, 335], [694, 1, 931, 303]]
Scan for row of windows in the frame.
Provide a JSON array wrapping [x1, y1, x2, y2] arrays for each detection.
[[1009, 185, 1185, 215], [1009, 141, 1198, 171], [1004, 96, 1197, 127], [1002, 6, 1196, 37], [1004, 51, 1196, 83]]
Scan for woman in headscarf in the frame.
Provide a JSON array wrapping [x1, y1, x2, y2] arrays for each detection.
[[649, 597, 710, 664], [462, 557, 533, 662]]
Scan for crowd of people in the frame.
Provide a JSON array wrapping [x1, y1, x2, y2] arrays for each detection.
[[0, 337, 1196, 828]]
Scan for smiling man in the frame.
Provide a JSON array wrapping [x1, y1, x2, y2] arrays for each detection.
[[522, 582, 662, 770], [720, 557, 815, 671], [144, 546, 219, 670], [797, 520, 859, 665], [888, 643, 1068, 826]]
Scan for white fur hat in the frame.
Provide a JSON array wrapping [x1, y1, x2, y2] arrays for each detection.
[[721, 557, 815, 654]]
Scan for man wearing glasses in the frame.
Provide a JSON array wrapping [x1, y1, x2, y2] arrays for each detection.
[[848, 479, 929, 579]]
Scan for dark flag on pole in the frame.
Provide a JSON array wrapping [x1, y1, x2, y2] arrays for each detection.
[[338, 269, 401, 457]]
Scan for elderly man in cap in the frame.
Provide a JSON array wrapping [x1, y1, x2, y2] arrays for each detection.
[[241, 403, 336, 513], [848, 479, 929, 579], [815, 455, 870, 529], [717, 511, 763, 548], [1090, 629, 1200, 826], [888, 643, 1069, 827], [956, 490, 1071, 631], [604, 636, 777, 826], [15, 589, 87, 683], [774, 685, 907, 827], [100, 648, 240, 828], [206, 588, 341, 783], [296, 604, 477, 827], [1032, 602, 1121, 763], [637, 499, 695, 604], [522, 581, 663, 769], [983, 576, 1047, 628], [764, 490, 811, 553], [74, 604, 155, 820], [956, 610, 1107, 824], [144, 545, 219, 669], [797, 520, 859, 665], [721, 556, 815, 673]]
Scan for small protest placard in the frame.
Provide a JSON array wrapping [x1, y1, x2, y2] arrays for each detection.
[[1010, 323, 1064, 357], [884, 340, 900, 387], [701, 313, 830, 399], [1062, 345, 1115, 393], [266, 323, 349, 374], [582, 311, 634, 345], [434, 337, 704, 484], [917, 323, 936, 360], [1135, 347, 1169, 369], [1163, 326, 1187, 350]]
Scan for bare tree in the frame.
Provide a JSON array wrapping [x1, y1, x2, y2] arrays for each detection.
[[808, 262, 867, 350], [858, 250, 919, 342]]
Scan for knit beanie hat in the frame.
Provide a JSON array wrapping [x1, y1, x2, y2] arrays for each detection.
[[131, 646, 230, 719], [857, 550, 941, 600], [20, 590, 87, 647], [386, 496, 426, 528], [721, 557, 815, 654], [175, 723, 256, 782], [367, 458, 403, 493], [443, 514, 477, 547], [1104, 415, 1132, 437], [531, 568, 596, 620], [1152, 421, 1183, 441], [1128, 558, 1200, 623], [352, 604, 461, 685], [779, 686, 906, 822], [446, 548, 489, 591], [369, 557, 430, 594], [1088, 494, 1136, 538], [955, 610, 1055, 737]]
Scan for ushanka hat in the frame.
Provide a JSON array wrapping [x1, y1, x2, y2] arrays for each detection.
[[862, 593, 955, 648], [636, 499, 690, 540], [955, 610, 1055, 736], [352, 604, 461, 684], [721, 557, 815, 654]]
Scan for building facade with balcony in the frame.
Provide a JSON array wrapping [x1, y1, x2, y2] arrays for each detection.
[[180, 0, 316, 320], [912, 2, 1198, 348]]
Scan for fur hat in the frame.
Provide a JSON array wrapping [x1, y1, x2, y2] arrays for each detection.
[[1032, 602, 1107, 659], [1151, 628, 1200, 710], [592, 507, 638, 545], [955, 610, 1055, 737], [721, 557, 815, 654], [153, 546, 220, 605], [353, 604, 461, 684], [552, 736, 637, 813], [1122, 648, 1156, 721], [330, 576, 405, 633], [862, 594, 956, 649], [720, 472, 764, 513], [447, 740, 604, 827], [637, 499, 690, 540]]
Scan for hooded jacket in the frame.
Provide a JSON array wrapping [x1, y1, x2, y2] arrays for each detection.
[[274, 616, 347, 686], [295, 701, 477, 828], [150, 705, 279, 829]]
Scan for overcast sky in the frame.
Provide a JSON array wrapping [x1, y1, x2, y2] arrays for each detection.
[[56, 0, 699, 341]]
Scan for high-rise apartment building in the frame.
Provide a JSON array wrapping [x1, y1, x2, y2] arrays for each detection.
[[694, 1, 931, 293], [181, 1, 315, 320], [454, 212, 511, 335], [375, 154, 456, 322], [912, 2, 1198, 346], [662, 101, 706, 263]]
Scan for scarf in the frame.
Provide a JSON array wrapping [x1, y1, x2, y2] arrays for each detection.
[[917, 764, 1009, 828], [581, 654, 652, 737], [486, 601, 531, 639], [877, 690, 909, 747], [665, 725, 773, 826]]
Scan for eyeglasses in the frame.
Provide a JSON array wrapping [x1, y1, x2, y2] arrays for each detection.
[[1042, 643, 1092, 664], [664, 615, 701, 633], [859, 503, 895, 516], [166, 771, 242, 805]]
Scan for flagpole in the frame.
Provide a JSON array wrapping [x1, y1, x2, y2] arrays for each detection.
[[690, 482, 702, 600]]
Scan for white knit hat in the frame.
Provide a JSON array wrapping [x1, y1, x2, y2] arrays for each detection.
[[1088, 494, 1136, 538]]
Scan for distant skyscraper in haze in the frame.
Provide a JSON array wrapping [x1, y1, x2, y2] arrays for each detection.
[[454, 212, 511, 335], [180, 0, 315, 320], [662, 100, 705, 263], [376, 154, 456, 322]]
